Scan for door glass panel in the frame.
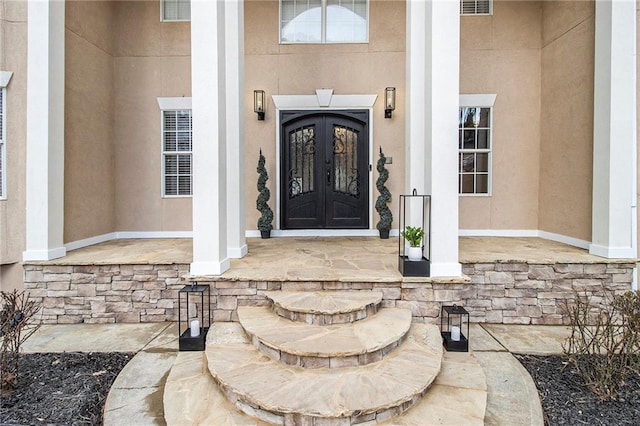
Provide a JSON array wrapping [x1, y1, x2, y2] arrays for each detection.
[[333, 125, 359, 197], [288, 125, 316, 198]]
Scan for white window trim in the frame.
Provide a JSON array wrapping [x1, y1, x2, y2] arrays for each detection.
[[0, 71, 13, 201], [157, 97, 193, 198], [458, 94, 496, 197], [279, 0, 370, 44], [160, 0, 190, 22]]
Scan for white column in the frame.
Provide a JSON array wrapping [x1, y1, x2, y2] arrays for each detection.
[[190, 0, 229, 275], [225, 0, 247, 259], [23, 0, 66, 261], [590, 0, 637, 259], [406, 0, 461, 277]]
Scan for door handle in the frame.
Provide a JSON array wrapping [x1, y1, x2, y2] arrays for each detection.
[[326, 168, 331, 186]]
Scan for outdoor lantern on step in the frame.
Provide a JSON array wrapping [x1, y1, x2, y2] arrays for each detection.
[[398, 189, 431, 276], [440, 304, 470, 352], [178, 283, 211, 351]]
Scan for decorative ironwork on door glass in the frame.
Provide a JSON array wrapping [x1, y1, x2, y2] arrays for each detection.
[[332, 125, 360, 197], [288, 125, 316, 198]]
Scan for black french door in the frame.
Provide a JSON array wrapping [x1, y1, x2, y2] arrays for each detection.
[[281, 110, 369, 229]]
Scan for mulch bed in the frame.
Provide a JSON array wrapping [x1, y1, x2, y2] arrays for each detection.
[[0, 352, 132, 426], [516, 354, 640, 426]]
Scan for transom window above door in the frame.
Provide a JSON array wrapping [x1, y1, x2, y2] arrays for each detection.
[[280, 0, 369, 44]]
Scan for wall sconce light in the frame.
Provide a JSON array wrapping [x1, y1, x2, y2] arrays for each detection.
[[254, 90, 265, 121], [385, 87, 396, 119]]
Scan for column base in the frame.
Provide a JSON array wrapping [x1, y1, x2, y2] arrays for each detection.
[[428, 262, 462, 278], [228, 244, 248, 259], [589, 244, 636, 259], [22, 246, 67, 262], [190, 259, 231, 276]]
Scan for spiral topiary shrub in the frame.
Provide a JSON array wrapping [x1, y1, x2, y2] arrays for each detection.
[[256, 149, 273, 238], [375, 147, 393, 238]]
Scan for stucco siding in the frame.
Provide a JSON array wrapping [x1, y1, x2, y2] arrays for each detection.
[[0, 0, 27, 289], [459, 1, 542, 231], [539, 1, 594, 242], [112, 1, 192, 232], [64, 0, 117, 243]]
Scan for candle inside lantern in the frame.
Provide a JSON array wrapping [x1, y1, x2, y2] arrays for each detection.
[[451, 326, 461, 341], [190, 319, 200, 337]]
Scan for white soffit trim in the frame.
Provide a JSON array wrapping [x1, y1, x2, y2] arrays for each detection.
[[459, 94, 496, 107], [157, 97, 192, 110], [0, 71, 13, 88], [273, 93, 378, 110]]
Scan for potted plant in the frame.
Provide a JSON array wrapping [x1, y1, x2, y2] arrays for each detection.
[[256, 149, 273, 238], [375, 147, 393, 239], [401, 225, 424, 261]]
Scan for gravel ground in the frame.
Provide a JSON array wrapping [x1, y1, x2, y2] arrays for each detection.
[[516, 354, 640, 426], [0, 352, 132, 426], [2, 352, 640, 425]]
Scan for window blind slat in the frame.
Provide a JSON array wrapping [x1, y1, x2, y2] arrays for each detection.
[[162, 109, 192, 196]]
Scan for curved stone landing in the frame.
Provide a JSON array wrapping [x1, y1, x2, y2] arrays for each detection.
[[263, 290, 383, 324], [238, 306, 412, 368], [205, 322, 443, 425]]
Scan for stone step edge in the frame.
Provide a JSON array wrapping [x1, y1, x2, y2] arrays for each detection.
[[216, 379, 429, 425], [239, 307, 412, 368], [205, 323, 444, 425], [262, 290, 384, 325], [250, 328, 408, 369]]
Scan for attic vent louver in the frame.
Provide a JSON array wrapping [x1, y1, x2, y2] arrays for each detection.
[[460, 0, 491, 15]]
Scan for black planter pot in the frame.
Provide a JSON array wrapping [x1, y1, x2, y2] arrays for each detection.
[[260, 230, 271, 239], [379, 229, 390, 239]]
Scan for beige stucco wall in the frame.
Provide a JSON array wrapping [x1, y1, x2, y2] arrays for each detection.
[[64, 1, 117, 243], [539, 1, 594, 242], [244, 0, 406, 231], [0, 0, 27, 290], [112, 0, 192, 232], [459, 0, 542, 231]]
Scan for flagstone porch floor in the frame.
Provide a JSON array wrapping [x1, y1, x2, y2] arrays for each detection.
[[44, 236, 631, 281]]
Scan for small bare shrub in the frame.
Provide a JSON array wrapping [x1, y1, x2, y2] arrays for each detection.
[[1, 289, 41, 391], [562, 290, 640, 400]]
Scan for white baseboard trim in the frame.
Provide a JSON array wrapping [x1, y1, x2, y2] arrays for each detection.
[[115, 231, 193, 239], [458, 229, 539, 237], [538, 231, 590, 250], [65, 232, 118, 252], [65, 231, 193, 252], [458, 229, 591, 250], [246, 229, 400, 238], [459, 229, 591, 251]]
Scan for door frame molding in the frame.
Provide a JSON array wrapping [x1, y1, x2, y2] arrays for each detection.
[[272, 91, 378, 234]]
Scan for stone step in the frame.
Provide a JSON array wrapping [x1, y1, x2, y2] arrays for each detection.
[[205, 322, 444, 425], [164, 351, 270, 425], [262, 290, 383, 324], [238, 306, 412, 368], [163, 334, 487, 426]]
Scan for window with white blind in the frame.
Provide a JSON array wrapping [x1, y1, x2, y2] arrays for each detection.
[[460, 0, 491, 15], [161, 0, 190, 22], [280, 0, 368, 44], [0, 88, 5, 199], [162, 110, 192, 197]]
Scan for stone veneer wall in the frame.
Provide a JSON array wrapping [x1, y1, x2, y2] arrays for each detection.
[[23, 261, 635, 325]]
